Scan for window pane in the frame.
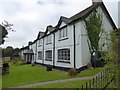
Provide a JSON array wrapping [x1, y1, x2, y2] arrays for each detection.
[[59, 27, 68, 39], [58, 49, 70, 61], [46, 50, 52, 60], [38, 51, 42, 60]]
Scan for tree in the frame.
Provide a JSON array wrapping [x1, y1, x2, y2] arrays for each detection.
[[0, 25, 8, 45], [2, 46, 14, 57], [83, 11, 104, 53], [13, 48, 20, 56], [0, 20, 15, 45], [110, 29, 120, 88]]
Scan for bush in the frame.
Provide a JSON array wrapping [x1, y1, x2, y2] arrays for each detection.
[[11, 59, 25, 66], [31, 62, 35, 67], [17, 60, 25, 65], [68, 68, 78, 76], [2, 63, 10, 75], [87, 63, 92, 69]]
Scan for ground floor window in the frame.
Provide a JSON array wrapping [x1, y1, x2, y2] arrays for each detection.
[[38, 51, 42, 60], [45, 50, 52, 61], [58, 49, 70, 62]]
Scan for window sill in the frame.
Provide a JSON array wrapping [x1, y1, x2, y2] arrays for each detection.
[[57, 60, 70, 63], [45, 59, 52, 61], [58, 37, 68, 41], [38, 59, 42, 60], [46, 42, 52, 45], [38, 45, 42, 47]]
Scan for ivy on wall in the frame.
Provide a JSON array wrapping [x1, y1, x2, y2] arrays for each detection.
[[83, 11, 104, 53]]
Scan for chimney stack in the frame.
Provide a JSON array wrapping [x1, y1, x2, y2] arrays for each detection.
[[92, 0, 102, 4], [28, 41, 32, 46]]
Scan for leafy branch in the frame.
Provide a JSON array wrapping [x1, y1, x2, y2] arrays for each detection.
[[83, 11, 104, 53]]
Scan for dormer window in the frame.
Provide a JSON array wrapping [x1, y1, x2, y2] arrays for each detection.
[[59, 27, 68, 40], [46, 35, 52, 44]]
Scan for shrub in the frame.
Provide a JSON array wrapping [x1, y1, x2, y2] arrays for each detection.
[[87, 63, 93, 69], [68, 68, 78, 76], [17, 60, 25, 65], [11, 59, 25, 66], [31, 62, 35, 67]]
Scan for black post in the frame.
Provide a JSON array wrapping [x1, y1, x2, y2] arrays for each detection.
[[53, 33, 55, 68], [101, 71, 103, 89], [98, 73, 100, 88], [89, 80, 91, 89], [96, 76, 97, 88], [93, 78, 95, 89], [73, 24, 76, 68], [82, 85, 84, 90], [86, 82, 88, 90]]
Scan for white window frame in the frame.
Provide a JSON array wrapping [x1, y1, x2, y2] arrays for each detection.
[[38, 51, 42, 60], [46, 35, 52, 44], [39, 39, 42, 46], [59, 27, 68, 40], [57, 49, 70, 62], [45, 50, 52, 61]]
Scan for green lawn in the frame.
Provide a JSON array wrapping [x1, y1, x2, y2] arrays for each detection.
[[0, 76, 2, 89], [2, 64, 102, 88], [2, 64, 68, 88], [32, 80, 88, 88]]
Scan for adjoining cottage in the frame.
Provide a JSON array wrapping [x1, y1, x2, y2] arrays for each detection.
[[19, 0, 117, 70]]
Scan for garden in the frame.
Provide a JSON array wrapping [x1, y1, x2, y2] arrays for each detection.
[[2, 61, 103, 88]]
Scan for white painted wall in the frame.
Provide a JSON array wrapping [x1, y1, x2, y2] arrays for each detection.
[[36, 39, 43, 63], [19, 5, 115, 69], [54, 24, 75, 68], [97, 6, 113, 51], [31, 42, 37, 62], [44, 34, 54, 65], [20, 49, 29, 60], [59, 22, 66, 28], [74, 21, 86, 69]]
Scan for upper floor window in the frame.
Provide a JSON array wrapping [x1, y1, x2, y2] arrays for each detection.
[[59, 27, 68, 40], [46, 35, 52, 44], [58, 49, 70, 62], [38, 51, 42, 60], [39, 40, 42, 46], [45, 50, 52, 61]]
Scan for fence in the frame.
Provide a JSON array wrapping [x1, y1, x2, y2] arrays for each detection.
[[81, 67, 115, 90]]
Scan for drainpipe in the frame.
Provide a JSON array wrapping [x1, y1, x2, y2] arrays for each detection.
[[73, 23, 76, 68], [42, 38, 44, 64], [53, 33, 55, 68], [35, 41, 37, 62]]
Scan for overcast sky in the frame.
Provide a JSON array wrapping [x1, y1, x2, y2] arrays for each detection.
[[0, 0, 119, 49]]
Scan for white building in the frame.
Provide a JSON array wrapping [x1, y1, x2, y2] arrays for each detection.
[[19, 1, 117, 70]]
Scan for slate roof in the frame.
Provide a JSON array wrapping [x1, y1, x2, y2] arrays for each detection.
[[23, 49, 34, 54], [47, 25, 55, 33], [68, 2, 116, 29], [44, 25, 55, 35], [20, 46, 29, 51], [37, 31, 45, 39]]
